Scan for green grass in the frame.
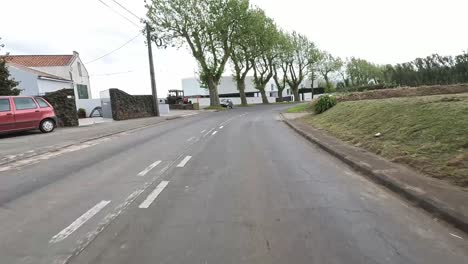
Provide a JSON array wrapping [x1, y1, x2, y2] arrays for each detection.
[[287, 103, 313, 113], [203, 106, 226, 110], [301, 94, 468, 186]]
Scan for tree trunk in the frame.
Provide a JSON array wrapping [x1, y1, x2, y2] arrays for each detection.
[[207, 77, 220, 107], [259, 88, 269, 104], [237, 80, 248, 106], [277, 89, 284, 102], [292, 85, 300, 102], [324, 75, 331, 92]]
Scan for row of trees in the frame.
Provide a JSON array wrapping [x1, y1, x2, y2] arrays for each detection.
[[146, 0, 337, 106], [338, 52, 468, 90], [147, 0, 467, 106]]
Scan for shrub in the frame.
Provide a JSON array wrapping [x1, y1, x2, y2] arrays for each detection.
[[77, 108, 87, 118], [314, 95, 337, 114]]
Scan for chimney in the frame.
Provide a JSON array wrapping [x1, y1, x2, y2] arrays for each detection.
[[73, 51, 79, 57]]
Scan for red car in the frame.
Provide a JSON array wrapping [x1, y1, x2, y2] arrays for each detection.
[[0, 96, 58, 134]]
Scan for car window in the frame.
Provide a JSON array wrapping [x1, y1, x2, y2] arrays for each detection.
[[35, 98, 50, 108], [13, 98, 38, 110], [0, 99, 11, 112]]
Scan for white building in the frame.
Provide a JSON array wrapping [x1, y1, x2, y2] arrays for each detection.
[[7, 62, 73, 95], [182, 76, 316, 104], [5, 52, 95, 110]]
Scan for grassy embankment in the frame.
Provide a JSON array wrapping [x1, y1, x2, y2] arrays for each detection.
[[294, 94, 468, 186], [286, 103, 313, 113]]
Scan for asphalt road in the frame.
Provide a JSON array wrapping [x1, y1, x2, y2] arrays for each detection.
[[0, 105, 466, 264]]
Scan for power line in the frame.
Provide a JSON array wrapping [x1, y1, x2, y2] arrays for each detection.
[[97, 0, 141, 28], [85, 32, 142, 64], [110, 0, 142, 21]]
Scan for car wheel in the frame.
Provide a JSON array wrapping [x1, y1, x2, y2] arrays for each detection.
[[40, 119, 55, 133]]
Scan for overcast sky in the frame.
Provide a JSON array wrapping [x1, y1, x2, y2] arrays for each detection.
[[1, 0, 467, 98]]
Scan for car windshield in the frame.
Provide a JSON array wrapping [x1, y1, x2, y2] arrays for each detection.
[[1, 1, 467, 264]]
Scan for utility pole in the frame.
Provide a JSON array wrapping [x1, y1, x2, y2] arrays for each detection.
[[146, 22, 160, 117]]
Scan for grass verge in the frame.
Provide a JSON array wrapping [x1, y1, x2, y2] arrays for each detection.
[[287, 103, 313, 113], [203, 106, 227, 110], [301, 94, 468, 186]]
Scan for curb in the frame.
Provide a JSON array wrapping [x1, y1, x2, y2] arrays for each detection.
[[0, 115, 188, 167], [280, 113, 468, 234]]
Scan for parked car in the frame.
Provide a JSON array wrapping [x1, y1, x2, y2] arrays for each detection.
[[0, 96, 58, 134], [220, 99, 234, 109]]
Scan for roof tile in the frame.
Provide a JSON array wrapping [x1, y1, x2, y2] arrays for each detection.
[[3, 55, 74, 67]]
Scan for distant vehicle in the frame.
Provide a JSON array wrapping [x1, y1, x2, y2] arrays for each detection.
[[0, 96, 58, 134], [220, 99, 233, 109], [166, 90, 189, 105]]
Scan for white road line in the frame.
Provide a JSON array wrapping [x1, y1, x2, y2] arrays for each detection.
[[50, 200, 111, 243], [204, 128, 215, 137], [450, 233, 464, 240], [212, 131, 218, 136], [219, 126, 224, 129], [139, 181, 170, 209], [187, 137, 196, 142], [201, 129, 206, 133], [137, 161, 162, 177], [177, 156, 192, 167]]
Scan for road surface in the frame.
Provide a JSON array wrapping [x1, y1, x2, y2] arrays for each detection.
[[0, 105, 466, 264]]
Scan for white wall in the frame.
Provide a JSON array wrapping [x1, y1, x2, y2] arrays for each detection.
[[76, 99, 101, 115], [7, 65, 39, 96], [37, 79, 71, 95], [196, 96, 277, 107], [182, 76, 314, 97], [32, 54, 92, 100]]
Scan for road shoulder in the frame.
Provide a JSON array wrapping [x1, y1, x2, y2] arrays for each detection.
[[281, 112, 468, 234]]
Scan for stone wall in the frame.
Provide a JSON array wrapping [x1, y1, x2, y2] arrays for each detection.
[[169, 103, 199, 110], [109, 89, 155, 121], [43, 89, 79, 127]]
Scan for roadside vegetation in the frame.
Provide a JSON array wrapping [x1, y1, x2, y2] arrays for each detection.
[[204, 106, 227, 111], [336, 84, 468, 102], [0, 38, 20, 96], [286, 103, 311, 113], [300, 94, 468, 186]]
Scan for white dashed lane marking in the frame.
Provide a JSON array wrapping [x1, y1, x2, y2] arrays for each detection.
[[450, 233, 464, 240], [212, 131, 218, 136], [139, 181, 170, 209], [137, 161, 162, 177], [50, 200, 111, 243], [177, 156, 192, 168], [204, 128, 215, 137]]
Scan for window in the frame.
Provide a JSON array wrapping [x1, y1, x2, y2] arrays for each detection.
[[13, 98, 38, 110], [0, 99, 11, 112], [287, 89, 290, 95], [77, 62, 82, 77], [271, 83, 275, 91], [77, 84, 89, 99], [35, 98, 50, 108]]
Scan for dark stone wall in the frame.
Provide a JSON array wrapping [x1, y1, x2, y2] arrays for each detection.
[[109, 89, 155, 121], [169, 103, 199, 110], [43, 89, 79, 127]]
